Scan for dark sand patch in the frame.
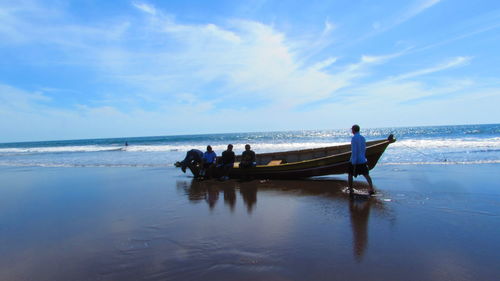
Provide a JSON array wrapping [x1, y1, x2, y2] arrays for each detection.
[[0, 164, 499, 280]]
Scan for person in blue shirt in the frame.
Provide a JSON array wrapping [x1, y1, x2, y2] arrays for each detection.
[[200, 145, 217, 179], [348, 124, 374, 195]]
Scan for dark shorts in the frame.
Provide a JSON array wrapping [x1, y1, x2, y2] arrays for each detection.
[[203, 163, 214, 169], [348, 163, 369, 177]]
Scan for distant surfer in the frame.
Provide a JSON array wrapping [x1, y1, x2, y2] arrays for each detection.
[[348, 124, 375, 195], [125, 141, 128, 146]]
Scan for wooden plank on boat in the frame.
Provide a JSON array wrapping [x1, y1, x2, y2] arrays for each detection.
[[267, 160, 283, 166]]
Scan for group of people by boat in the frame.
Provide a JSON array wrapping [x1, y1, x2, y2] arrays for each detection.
[[175, 143, 257, 181], [174, 124, 390, 196]]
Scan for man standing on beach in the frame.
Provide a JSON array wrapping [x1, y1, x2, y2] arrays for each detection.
[[348, 125, 375, 195]]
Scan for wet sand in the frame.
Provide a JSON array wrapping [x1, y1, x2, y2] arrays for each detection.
[[0, 164, 499, 280]]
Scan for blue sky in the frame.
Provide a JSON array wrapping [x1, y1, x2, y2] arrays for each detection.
[[1, 0, 499, 142]]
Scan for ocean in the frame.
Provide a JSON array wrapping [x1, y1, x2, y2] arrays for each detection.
[[0, 124, 499, 168]]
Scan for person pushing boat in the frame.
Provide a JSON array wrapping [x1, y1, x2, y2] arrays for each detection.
[[175, 149, 203, 174], [348, 124, 375, 195]]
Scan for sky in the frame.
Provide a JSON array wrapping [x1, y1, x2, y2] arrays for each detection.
[[1, 0, 499, 142]]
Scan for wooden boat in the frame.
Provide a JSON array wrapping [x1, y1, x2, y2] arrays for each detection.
[[183, 135, 396, 179]]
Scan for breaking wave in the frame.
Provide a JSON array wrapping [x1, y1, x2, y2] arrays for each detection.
[[1, 138, 499, 155]]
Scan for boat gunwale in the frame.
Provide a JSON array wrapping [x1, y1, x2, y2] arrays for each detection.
[[242, 139, 391, 169], [245, 139, 386, 158]]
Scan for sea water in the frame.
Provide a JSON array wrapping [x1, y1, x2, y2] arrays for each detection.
[[0, 124, 498, 168]]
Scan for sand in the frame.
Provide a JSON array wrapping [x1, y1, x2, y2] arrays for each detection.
[[0, 164, 499, 280]]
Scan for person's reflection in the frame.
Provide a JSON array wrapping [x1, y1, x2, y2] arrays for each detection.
[[239, 185, 257, 214], [178, 180, 205, 201], [182, 180, 239, 211], [349, 195, 371, 262], [223, 186, 236, 212], [205, 186, 219, 210]]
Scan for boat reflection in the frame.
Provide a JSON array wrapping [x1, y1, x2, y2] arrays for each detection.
[[179, 179, 258, 213], [177, 178, 389, 261]]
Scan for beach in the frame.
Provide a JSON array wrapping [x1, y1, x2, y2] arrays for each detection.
[[1, 163, 499, 280]]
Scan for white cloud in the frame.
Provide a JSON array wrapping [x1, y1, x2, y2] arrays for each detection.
[[0, 84, 51, 111], [393, 56, 471, 80], [415, 22, 500, 53], [310, 57, 338, 71], [91, 15, 362, 107], [344, 50, 406, 73], [0, 84, 205, 141], [361, 55, 385, 64], [395, 0, 441, 25], [132, 2, 156, 15], [0, 1, 388, 110], [323, 19, 336, 34], [365, 0, 441, 38]]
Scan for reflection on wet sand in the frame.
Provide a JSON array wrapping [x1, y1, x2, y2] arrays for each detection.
[[223, 185, 236, 212], [178, 178, 388, 260], [206, 186, 219, 210], [349, 195, 371, 262], [180, 179, 258, 213], [240, 185, 257, 213]]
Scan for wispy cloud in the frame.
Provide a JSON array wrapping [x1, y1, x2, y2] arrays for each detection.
[[323, 19, 336, 35], [400, 79, 475, 104], [395, 0, 441, 26], [0, 1, 409, 110], [392, 56, 472, 81], [132, 2, 157, 15], [0, 84, 51, 111], [363, 0, 441, 39], [311, 56, 476, 110], [415, 23, 500, 53], [310, 57, 337, 71], [91, 8, 372, 107], [343, 50, 408, 73]]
